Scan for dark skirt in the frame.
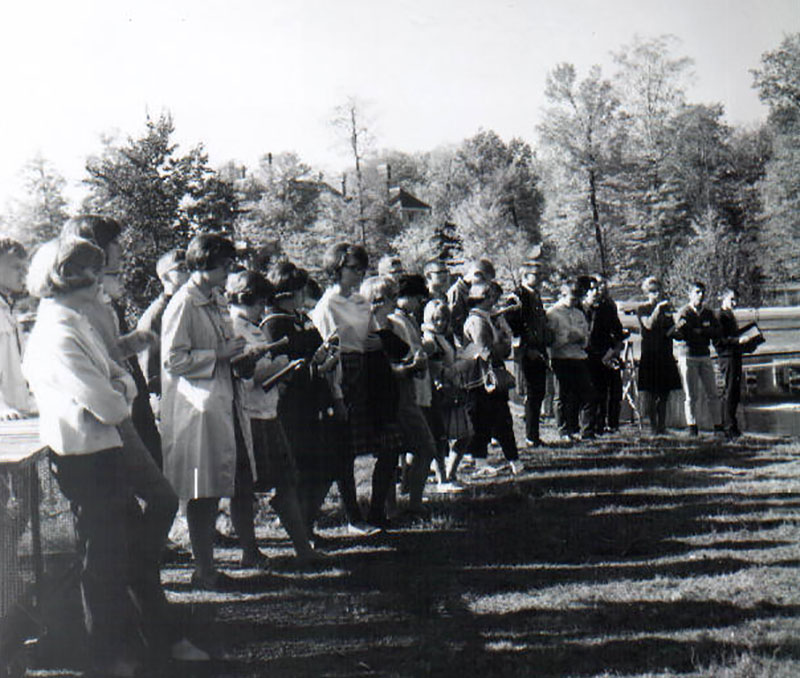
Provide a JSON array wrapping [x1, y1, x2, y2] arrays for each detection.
[[638, 346, 681, 393], [251, 418, 298, 492], [340, 352, 404, 457]]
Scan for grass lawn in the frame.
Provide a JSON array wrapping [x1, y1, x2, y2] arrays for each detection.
[[27, 411, 800, 677]]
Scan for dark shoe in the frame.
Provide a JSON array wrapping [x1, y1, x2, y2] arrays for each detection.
[[240, 550, 271, 570], [727, 427, 742, 439], [688, 425, 699, 437], [525, 437, 542, 447], [190, 570, 239, 591], [294, 550, 333, 569]]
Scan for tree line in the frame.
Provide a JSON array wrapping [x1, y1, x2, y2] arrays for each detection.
[[1, 34, 798, 314]]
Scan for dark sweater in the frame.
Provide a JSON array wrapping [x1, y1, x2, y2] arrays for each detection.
[[675, 304, 720, 357]]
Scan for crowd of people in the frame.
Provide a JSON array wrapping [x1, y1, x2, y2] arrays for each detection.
[[0, 220, 759, 675]]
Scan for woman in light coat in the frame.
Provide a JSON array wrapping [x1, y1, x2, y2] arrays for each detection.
[[23, 236, 208, 675], [160, 234, 252, 590]]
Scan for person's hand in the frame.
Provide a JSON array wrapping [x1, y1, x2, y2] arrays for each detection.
[[218, 336, 247, 360], [253, 354, 290, 383], [119, 329, 157, 357], [411, 349, 428, 372], [0, 406, 24, 421], [332, 397, 348, 421]]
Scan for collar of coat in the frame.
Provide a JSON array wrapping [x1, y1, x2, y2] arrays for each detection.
[[185, 280, 225, 309]]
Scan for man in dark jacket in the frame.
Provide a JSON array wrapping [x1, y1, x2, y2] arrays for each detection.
[[713, 287, 758, 438], [584, 276, 626, 434], [506, 259, 550, 446]]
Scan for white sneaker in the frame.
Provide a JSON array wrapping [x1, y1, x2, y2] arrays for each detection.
[[510, 460, 525, 476], [436, 481, 465, 494], [472, 464, 499, 478], [347, 522, 382, 537]]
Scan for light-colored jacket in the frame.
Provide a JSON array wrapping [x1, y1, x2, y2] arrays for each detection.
[[389, 308, 432, 408], [0, 295, 32, 413], [22, 297, 135, 455], [229, 307, 279, 420], [160, 280, 255, 500], [546, 300, 589, 360]]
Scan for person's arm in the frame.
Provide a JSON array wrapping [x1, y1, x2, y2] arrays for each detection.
[[51, 334, 134, 426]]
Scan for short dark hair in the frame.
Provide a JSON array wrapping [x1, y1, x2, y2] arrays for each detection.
[[185, 234, 237, 272], [691, 281, 706, 292], [575, 275, 595, 296], [304, 276, 322, 301], [322, 242, 369, 281], [61, 215, 122, 253], [267, 261, 308, 297], [0, 236, 26, 259], [397, 273, 428, 299], [226, 270, 273, 306]]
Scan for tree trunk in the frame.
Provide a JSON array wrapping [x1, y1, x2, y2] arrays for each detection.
[[588, 168, 607, 276]]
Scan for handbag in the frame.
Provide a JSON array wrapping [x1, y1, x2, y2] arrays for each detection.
[[482, 362, 516, 394]]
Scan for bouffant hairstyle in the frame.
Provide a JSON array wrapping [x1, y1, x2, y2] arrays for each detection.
[[225, 270, 273, 306], [185, 234, 237, 272], [267, 261, 309, 298], [61, 215, 122, 253], [27, 237, 105, 298], [322, 242, 369, 281]]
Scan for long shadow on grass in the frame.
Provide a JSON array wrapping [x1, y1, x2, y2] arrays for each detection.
[[151, 438, 800, 677]]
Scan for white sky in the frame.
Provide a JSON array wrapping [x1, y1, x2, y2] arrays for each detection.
[[1, 0, 797, 209]]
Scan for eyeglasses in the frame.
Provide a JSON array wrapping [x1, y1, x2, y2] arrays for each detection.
[[343, 263, 366, 273]]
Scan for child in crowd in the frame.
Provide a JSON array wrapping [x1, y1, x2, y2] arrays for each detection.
[[462, 281, 522, 476], [421, 298, 471, 488], [389, 274, 440, 510], [226, 269, 323, 566]]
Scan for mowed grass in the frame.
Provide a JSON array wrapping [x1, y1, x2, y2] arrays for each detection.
[[29, 413, 800, 678]]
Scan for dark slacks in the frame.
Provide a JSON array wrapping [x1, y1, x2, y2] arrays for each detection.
[[718, 353, 743, 434], [466, 388, 518, 461], [551, 358, 596, 436], [587, 356, 622, 432], [51, 448, 163, 667], [520, 355, 547, 442]]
